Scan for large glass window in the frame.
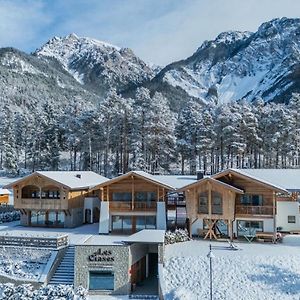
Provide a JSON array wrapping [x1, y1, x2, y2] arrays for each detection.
[[111, 215, 156, 233], [89, 271, 114, 290], [145, 216, 156, 229], [112, 192, 132, 201], [112, 216, 122, 230], [123, 216, 132, 231], [30, 211, 46, 225], [237, 220, 263, 237], [136, 216, 145, 231], [198, 192, 208, 214], [135, 192, 156, 202], [240, 194, 263, 206], [212, 191, 223, 214]]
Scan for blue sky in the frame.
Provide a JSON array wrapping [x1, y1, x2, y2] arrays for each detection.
[[1, 0, 300, 65]]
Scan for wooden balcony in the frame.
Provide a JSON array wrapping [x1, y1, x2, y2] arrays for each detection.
[[235, 205, 273, 216], [109, 201, 157, 211], [15, 198, 68, 210]]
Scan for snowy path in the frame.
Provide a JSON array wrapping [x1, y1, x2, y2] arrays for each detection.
[[163, 239, 300, 300]]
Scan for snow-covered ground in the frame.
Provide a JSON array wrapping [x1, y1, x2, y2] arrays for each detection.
[[163, 238, 300, 300], [0, 246, 52, 281]]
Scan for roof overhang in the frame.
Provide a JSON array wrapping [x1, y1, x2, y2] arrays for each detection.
[[91, 171, 174, 191], [212, 169, 288, 194], [177, 177, 244, 194]]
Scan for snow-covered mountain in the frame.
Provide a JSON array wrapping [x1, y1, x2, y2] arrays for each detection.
[[2, 18, 300, 113], [0, 47, 100, 111], [35, 33, 154, 97], [153, 17, 300, 104]]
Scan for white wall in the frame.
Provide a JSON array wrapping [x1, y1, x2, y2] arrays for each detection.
[[157, 202, 166, 230], [276, 201, 300, 232], [99, 201, 109, 234]]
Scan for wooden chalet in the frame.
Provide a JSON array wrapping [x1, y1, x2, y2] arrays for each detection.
[[179, 169, 288, 240], [5, 171, 108, 228], [92, 171, 174, 234]]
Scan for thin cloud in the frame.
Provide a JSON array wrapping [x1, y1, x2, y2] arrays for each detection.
[[1, 0, 300, 64]]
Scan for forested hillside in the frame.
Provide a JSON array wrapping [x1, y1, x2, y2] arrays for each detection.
[[2, 18, 300, 176], [1, 88, 300, 176]]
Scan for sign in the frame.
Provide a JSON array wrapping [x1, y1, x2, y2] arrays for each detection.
[[88, 248, 115, 262]]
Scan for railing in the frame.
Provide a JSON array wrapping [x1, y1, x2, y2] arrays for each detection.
[[17, 198, 67, 210], [109, 201, 157, 211], [0, 233, 69, 249], [236, 205, 273, 216]]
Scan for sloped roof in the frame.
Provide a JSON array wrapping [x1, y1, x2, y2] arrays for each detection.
[[228, 169, 300, 192], [153, 175, 197, 189], [4, 171, 109, 190], [92, 171, 198, 190], [212, 169, 288, 193], [0, 188, 11, 195], [177, 177, 244, 194], [93, 170, 176, 190]]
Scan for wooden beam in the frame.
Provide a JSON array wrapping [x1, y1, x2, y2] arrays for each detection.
[[131, 175, 134, 210]]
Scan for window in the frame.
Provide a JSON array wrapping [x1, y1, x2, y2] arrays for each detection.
[[237, 220, 263, 237], [112, 215, 156, 233], [288, 216, 296, 223], [198, 192, 208, 214], [89, 271, 114, 290], [240, 194, 263, 206], [145, 216, 156, 229], [212, 191, 223, 214], [112, 192, 132, 201], [30, 211, 46, 225], [135, 192, 156, 202]]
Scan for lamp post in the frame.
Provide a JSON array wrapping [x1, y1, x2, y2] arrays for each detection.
[[207, 243, 214, 300]]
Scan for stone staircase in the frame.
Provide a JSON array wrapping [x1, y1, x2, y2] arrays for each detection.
[[49, 245, 75, 285]]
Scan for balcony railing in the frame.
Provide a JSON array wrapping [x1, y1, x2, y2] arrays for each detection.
[[16, 198, 67, 210], [235, 205, 273, 216], [109, 201, 157, 211]]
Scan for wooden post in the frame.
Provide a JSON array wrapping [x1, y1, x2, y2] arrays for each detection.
[[208, 182, 212, 240], [131, 175, 134, 210], [107, 186, 110, 201], [101, 188, 104, 201], [228, 219, 233, 241], [157, 187, 160, 202], [273, 191, 276, 242]]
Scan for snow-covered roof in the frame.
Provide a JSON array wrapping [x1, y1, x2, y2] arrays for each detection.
[[228, 169, 300, 192], [5, 171, 109, 190], [0, 189, 11, 195], [93, 171, 198, 190], [122, 229, 165, 244], [177, 177, 244, 194], [153, 175, 197, 189]]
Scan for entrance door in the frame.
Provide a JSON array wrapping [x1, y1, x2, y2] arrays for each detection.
[[148, 253, 158, 276], [85, 209, 91, 224]]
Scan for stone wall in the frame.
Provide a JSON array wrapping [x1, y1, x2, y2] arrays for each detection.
[[74, 245, 130, 295]]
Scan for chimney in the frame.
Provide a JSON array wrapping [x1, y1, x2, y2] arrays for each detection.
[[197, 171, 204, 180], [76, 174, 81, 179]]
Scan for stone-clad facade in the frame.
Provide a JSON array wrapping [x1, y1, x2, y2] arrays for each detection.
[[75, 245, 130, 295]]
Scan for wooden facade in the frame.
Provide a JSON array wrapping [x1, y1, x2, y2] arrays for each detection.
[[181, 178, 243, 240], [93, 172, 172, 234], [181, 170, 288, 240], [8, 173, 89, 228]]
